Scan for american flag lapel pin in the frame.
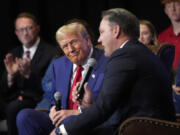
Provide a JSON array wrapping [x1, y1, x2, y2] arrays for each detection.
[[92, 74, 95, 78]]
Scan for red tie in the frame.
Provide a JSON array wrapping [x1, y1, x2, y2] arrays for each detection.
[[68, 65, 83, 109], [26, 50, 30, 59]]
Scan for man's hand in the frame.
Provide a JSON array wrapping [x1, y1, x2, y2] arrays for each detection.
[[4, 54, 31, 79], [18, 58, 31, 78], [49, 106, 80, 127], [49, 106, 56, 122], [50, 128, 56, 135], [172, 84, 180, 95], [4, 53, 19, 75], [72, 82, 94, 108]]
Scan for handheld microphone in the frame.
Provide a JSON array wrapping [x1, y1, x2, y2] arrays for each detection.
[[77, 58, 96, 100], [54, 91, 62, 111]]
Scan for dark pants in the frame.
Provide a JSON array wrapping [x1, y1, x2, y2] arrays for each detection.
[[5, 99, 36, 135], [16, 109, 54, 135]]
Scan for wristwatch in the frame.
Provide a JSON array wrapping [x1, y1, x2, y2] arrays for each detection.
[[55, 127, 62, 135]]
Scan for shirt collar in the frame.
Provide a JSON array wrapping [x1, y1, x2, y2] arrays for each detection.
[[120, 40, 129, 49], [168, 25, 180, 36], [23, 37, 40, 59], [73, 47, 93, 72], [23, 37, 40, 52]]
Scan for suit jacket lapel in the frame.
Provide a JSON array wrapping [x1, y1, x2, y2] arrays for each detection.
[[87, 48, 103, 90], [63, 49, 100, 108], [91, 48, 101, 71], [63, 49, 103, 108], [31, 41, 43, 66], [62, 58, 73, 109], [17, 46, 23, 58]]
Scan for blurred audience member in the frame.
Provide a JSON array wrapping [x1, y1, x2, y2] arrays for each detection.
[[139, 20, 174, 75], [1, 12, 56, 135], [158, 0, 180, 110], [158, 0, 180, 68], [139, 20, 160, 54]]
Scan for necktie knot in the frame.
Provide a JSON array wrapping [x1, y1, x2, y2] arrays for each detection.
[[77, 65, 83, 72], [26, 50, 30, 59]]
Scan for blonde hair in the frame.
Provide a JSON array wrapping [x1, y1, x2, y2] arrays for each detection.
[[140, 20, 159, 46], [56, 22, 89, 42]]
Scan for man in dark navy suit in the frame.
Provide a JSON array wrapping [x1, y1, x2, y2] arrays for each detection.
[[53, 8, 176, 135]]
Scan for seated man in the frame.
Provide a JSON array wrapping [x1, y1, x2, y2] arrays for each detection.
[[0, 12, 56, 135], [16, 21, 107, 135], [52, 8, 175, 135]]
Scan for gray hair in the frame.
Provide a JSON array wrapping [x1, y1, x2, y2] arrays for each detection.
[[102, 8, 139, 39]]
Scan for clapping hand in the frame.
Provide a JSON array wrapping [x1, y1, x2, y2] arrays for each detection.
[[4, 53, 31, 78], [172, 84, 180, 95], [4, 53, 19, 76], [18, 58, 31, 78]]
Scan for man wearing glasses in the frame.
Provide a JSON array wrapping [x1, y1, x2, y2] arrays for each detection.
[[1, 12, 56, 135]]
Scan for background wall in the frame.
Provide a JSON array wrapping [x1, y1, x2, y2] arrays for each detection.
[[0, 0, 171, 76]]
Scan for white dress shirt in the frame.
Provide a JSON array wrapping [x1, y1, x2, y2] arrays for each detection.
[[23, 37, 40, 60], [57, 47, 93, 135]]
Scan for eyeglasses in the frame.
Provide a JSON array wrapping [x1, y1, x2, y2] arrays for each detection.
[[16, 26, 34, 33]]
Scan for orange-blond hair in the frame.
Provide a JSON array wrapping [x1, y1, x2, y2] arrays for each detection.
[[161, 0, 180, 4]]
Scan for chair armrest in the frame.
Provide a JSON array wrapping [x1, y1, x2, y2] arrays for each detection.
[[118, 117, 180, 135]]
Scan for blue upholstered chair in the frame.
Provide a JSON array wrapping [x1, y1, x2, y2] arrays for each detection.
[[35, 59, 54, 110], [157, 44, 175, 77]]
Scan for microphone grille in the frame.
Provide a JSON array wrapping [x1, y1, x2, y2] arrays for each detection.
[[54, 92, 62, 101], [87, 58, 96, 67]]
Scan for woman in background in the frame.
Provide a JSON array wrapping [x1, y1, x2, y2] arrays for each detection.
[[139, 20, 160, 54]]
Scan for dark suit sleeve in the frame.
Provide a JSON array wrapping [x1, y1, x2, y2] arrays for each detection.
[[1, 41, 56, 103], [64, 50, 137, 135], [21, 43, 56, 102]]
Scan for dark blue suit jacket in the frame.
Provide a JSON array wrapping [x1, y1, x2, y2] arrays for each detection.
[[63, 40, 175, 135], [51, 48, 107, 109]]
